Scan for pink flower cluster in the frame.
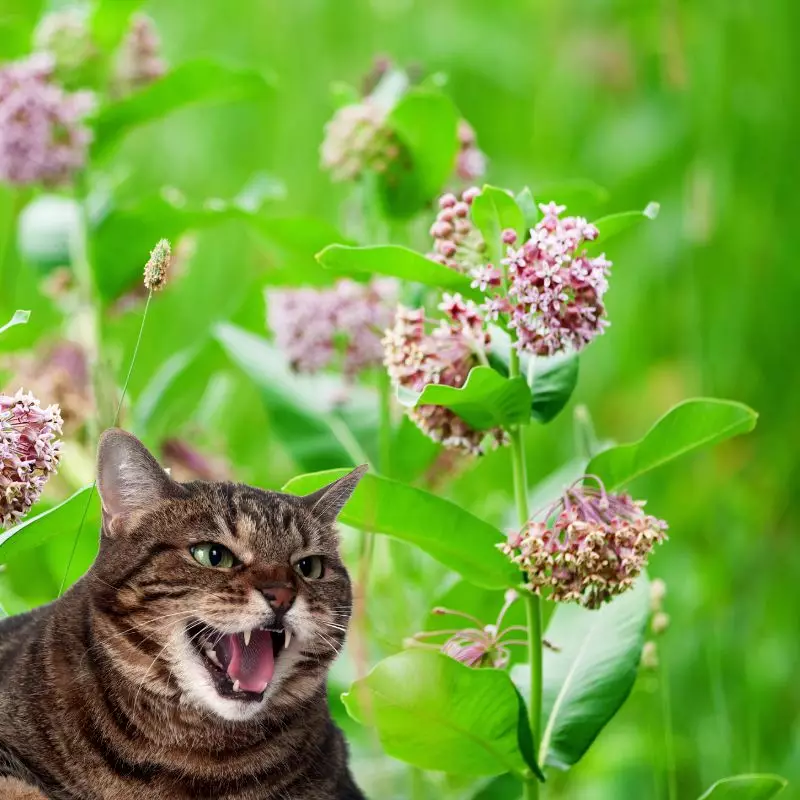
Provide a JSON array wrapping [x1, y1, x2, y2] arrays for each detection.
[[455, 121, 487, 182], [499, 203, 611, 355], [114, 14, 167, 95], [0, 390, 63, 529], [382, 297, 505, 454], [319, 101, 398, 182], [0, 54, 94, 186], [427, 187, 485, 271], [268, 279, 397, 377], [500, 477, 667, 609], [406, 589, 526, 669]]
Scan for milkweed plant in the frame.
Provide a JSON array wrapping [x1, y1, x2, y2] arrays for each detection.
[[0, 8, 781, 800]]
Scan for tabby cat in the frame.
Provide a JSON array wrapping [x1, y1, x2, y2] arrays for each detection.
[[0, 429, 367, 799]]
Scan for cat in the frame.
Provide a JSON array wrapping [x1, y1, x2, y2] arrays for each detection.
[[0, 429, 368, 800]]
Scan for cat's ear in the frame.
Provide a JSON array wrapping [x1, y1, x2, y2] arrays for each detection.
[[97, 428, 178, 535], [302, 465, 367, 525]]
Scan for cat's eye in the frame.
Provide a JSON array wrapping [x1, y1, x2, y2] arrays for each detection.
[[295, 555, 324, 579], [190, 543, 237, 569]]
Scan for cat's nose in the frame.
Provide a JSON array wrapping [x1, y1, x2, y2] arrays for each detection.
[[262, 585, 295, 613]]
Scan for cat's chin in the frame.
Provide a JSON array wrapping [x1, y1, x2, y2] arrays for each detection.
[[171, 621, 293, 722]]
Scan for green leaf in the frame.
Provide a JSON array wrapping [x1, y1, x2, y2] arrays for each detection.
[[381, 89, 459, 218], [282, 470, 518, 590], [90, 0, 143, 53], [343, 650, 539, 778], [528, 354, 579, 424], [0, 486, 98, 563], [316, 244, 482, 300], [0, 309, 30, 335], [0, 0, 44, 59], [471, 186, 525, 264], [92, 59, 276, 158], [398, 366, 531, 431], [533, 180, 610, 214], [390, 415, 442, 484], [472, 774, 523, 800], [214, 323, 376, 472], [697, 775, 788, 800], [587, 398, 759, 491], [537, 576, 650, 769], [515, 187, 539, 232], [584, 202, 660, 256], [488, 326, 580, 425]]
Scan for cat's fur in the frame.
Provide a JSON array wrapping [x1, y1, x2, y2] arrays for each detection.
[[0, 429, 367, 800]]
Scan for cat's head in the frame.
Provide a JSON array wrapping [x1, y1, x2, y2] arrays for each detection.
[[91, 428, 365, 722]]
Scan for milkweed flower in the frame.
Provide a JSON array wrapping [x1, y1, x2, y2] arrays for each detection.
[[268, 279, 397, 378], [382, 298, 506, 454], [0, 54, 94, 186], [114, 14, 167, 95], [320, 101, 399, 182], [34, 9, 96, 79], [427, 186, 484, 271], [500, 476, 667, 610], [455, 121, 487, 182], [406, 589, 526, 669], [0, 390, 63, 529], [500, 202, 611, 356]]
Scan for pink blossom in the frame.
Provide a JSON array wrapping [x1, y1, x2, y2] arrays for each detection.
[[427, 187, 486, 271], [0, 54, 94, 186], [114, 14, 166, 95], [0, 390, 63, 528], [500, 477, 668, 609], [454, 120, 487, 182]]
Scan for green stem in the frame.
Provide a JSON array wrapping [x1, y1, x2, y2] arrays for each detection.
[[377, 369, 393, 478], [508, 353, 543, 799]]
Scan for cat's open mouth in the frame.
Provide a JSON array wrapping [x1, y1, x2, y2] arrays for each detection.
[[187, 621, 290, 701]]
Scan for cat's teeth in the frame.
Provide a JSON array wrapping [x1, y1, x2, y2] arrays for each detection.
[[243, 629, 251, 647], [284, 628, 292, 649], [205, 648, 222, 669], [232, 680, 241, 693]]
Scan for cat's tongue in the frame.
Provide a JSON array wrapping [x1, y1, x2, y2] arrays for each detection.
[[216, 631, 275, 694]]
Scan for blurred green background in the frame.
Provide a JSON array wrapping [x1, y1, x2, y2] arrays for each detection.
[[2, 1, 797, 798]]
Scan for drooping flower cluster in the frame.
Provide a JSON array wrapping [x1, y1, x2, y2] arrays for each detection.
[[268, 279, 397, 378], [455, 121, 487, 182], [499, 204, 611, 356], [406, 590, 526, 669], [382, 296, 505, 454], [0, 54, 94, 186], [500, 477, 668, 609], [114, 14, 167, 95], [320, 101, 399, 182], [0, 390, 63, 529], [427, 187, 484, 271]]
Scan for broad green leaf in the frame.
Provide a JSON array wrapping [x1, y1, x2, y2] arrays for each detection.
[[0, 486, 98, 563], [534, 576, 649, 769], [515, 188, 539, 232], [0, 0, 44, 59], [0, 309, 30, 335], [343, 650, 539, 778], [471, 185, 525, 264], [533, 180, 609, 216], [316, 244, 482, 300], [214, 323, 377, 472], [472, 774, 522, 800], [92, 59, 275, 157], [587, 398, 758, 491], [381, 89, 459, 217], [92, 189, 285, 300], [282, 470, 518, 590], [390, 415, 441, 484], [584, 202, 660, 256], [528, 353, 579, 424], [489, 326, 580, 425], [398, 366, 531, 431], [697, 775, 788, 800], [90, 0, 142, 53]]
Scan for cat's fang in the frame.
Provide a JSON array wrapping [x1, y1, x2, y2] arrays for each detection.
[[284, 628, 292, 649], [205, 647, 222, 669], [243, 629, 251, 647], [232, 680, 241, 693]]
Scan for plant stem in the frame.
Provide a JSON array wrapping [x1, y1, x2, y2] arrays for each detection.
[[508, 351, 543, 799], [377, 368, 393, 479]]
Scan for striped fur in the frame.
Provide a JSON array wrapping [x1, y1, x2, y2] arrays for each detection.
[[0, 431, 366, 799]]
